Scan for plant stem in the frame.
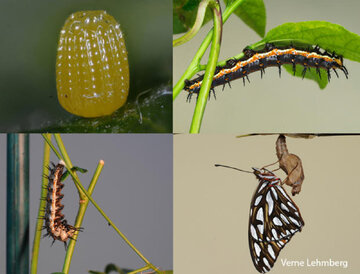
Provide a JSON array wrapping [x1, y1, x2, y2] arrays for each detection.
[[173, 0, 246, 100], [54, 134, 84, 199], [62, 160, 104, 273], [127, 265, 151, 274], [189, 1, 222, 133], [31, 134, 51, 274]]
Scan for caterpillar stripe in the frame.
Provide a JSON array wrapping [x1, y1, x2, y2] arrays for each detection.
[[184, 43, 348, 101], [42, 160, 81, 249]]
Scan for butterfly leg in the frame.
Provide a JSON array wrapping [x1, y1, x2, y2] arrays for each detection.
[[261, 160, 279, 169], [282, 161, 299, 184]]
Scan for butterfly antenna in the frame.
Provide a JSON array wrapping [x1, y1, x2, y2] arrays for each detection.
[[214, 164, 253, 173]]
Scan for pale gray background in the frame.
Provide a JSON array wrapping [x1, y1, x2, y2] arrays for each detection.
[[174, 0, 360, 133], [0, 134, 172, 273]]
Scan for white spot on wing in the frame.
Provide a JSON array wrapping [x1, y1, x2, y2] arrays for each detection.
[[266, 192, 274, 216], [258, 182, 267, 193], [287, 201, 297, 211], [271, 228, 278, 240], [273, 217, 282, 226], [268, 245, 276, 260], [280, 203, 289, 212], [256, 207, 264, 223], [289, 216, 301, 227], [278, 186, 291, 200], [280, 214, 290, 224], [254, 195, 262, 206], [250, 225, 258, 240], [271, 187, 278, 200], [263, 257, 271, 269], [257, 224, 264, 234], [254, 242, 261, 257]]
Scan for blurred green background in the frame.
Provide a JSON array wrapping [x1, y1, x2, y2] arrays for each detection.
[[0, 0, 171, 132]]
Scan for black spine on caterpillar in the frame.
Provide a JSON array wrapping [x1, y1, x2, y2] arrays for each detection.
[[42, 160, 82, 249], [183, 43, 348, 100]]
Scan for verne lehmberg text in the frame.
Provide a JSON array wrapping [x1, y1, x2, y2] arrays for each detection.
[[281, 258, 348, 268]]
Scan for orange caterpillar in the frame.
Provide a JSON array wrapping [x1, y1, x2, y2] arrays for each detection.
[[184, 43, 348, 101], [42, 160, 81, 249]]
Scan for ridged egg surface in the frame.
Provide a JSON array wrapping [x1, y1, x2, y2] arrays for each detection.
[[56, 11, 129, 118]]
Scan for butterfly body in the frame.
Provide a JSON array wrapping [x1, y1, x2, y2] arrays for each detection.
[[249, 168, 305, 273]]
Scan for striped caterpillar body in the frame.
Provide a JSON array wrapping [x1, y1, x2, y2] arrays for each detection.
[[42, 160, 81, 248], [184, 43, 348, 101], [276, 135, 304, 196]]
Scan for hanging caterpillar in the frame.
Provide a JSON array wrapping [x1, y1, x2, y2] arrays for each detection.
[[184, 43, 348, 101], [42, 160, 82, 249]]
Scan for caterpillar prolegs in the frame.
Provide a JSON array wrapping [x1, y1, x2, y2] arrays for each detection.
[[184, 43, 348, 101]]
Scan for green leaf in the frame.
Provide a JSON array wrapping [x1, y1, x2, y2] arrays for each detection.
[[89, 264, 128, 273], [283, 64, 328, 89], [173, 0, 213, 34], [104, 263, 127, 273], [34, 86, 172, 133], [256, 21, 360, 62], [224, 0, 266, 37]]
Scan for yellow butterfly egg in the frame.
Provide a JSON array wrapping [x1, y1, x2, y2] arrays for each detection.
[[56, 11, 129, 118]]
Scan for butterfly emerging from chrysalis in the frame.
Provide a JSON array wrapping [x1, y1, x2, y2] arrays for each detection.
[[215, 164, 305, 273], [185, 43, 348, 101], [41, 160, 87, 249]]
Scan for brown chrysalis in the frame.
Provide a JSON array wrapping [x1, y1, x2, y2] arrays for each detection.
[[276, 134, 304, 196]]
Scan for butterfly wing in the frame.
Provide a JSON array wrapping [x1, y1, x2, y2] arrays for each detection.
[[248, 170, 305, 273]]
